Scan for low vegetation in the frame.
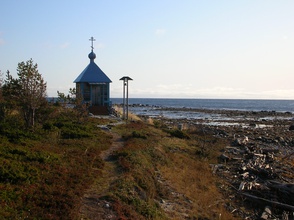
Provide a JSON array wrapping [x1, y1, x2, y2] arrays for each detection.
[[0, 63, 239, 219], [95, 120, 238, 219], [0, 106, 113, 219], [0, 103, 240, 219]]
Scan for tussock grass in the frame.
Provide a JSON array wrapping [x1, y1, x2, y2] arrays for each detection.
[[113, 105, 142, 121]]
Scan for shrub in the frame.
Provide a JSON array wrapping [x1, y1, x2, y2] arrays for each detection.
[[132, 131, 147, 139], [58, 122, 93, 139], [168, 129, 190, 139], [42, 122, 56, 131]]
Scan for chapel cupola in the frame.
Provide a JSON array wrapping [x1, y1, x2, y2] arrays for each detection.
[[88, 51, 96, 61]]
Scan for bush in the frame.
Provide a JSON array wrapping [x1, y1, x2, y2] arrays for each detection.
[[0, 118, 42, 143], [46, 118, 93, 139], [60, 123, 92, 139], [168, 129, 190, 139], [132, 131, 147, 139], [0, 145, 59, 184], [42, 122, 56, 131]]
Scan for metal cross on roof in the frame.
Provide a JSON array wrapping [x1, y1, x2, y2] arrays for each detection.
[[89, 36, 96, 51]]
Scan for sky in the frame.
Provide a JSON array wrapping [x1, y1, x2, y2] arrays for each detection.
[[0, 0, 294, 99]]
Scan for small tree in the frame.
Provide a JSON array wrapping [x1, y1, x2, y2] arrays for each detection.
[[2, 59, 47, 128], [57, 88, 88, 121], [73, 88, 89, 120], [57, 88, 76, 105], [17, 59, 47, 128], [1, 70, 21, 121], [0, 70, 3, 97], [0, 70, 3, 120]]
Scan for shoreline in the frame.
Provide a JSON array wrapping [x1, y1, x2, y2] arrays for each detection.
[[127, 106, 294, 162], [100, 106, 293, 218], [126, 103, 294, 114], [135, 107, 294, 218], [124, 105, 294, 128]]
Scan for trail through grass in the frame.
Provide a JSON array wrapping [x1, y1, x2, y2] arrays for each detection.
[[79, 129, 124, 219], [78, 121, 239, 219]]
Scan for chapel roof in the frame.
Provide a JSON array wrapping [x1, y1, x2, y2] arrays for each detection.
[[74, 39, 112, 84]]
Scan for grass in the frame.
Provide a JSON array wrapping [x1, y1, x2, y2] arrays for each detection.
[[0, 107, 112, 219], [96, 122, 168, 219], [158, 125, 239, 219], [0, 106, 240, 219], [103, 121, 238, 219]]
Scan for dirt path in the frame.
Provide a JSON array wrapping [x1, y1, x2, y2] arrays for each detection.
[[100, 132, 124, 161], [79, 129, 124, 220]]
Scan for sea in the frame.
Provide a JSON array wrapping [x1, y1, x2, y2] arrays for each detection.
[[110, 98, 294, 120], [111, 98, 294, 112]]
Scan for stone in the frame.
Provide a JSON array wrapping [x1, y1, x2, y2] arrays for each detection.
[[289, 125, 294, 131]]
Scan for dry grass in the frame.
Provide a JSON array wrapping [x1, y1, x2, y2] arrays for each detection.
[[156, 136, 236, 220], [113, 105, 142, 121], [108, 122, 239, 219], [159, 153, 233, 219], [0, 106, 241, 219]]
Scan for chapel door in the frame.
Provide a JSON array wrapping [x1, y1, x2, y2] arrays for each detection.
[[91, 85, 101, 106]]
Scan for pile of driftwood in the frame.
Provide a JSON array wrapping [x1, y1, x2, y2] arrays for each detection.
[[212, 136, 294, 220]]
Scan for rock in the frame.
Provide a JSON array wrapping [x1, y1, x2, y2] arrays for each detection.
[[232, 136, 249, 146], [289, 125, 294, 131], [275, 136, 284, 143], [261, 206, 272, 220], [249, 123, 257, 128], [219, 153, 230, 162]]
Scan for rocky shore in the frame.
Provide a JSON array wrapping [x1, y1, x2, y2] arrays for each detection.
[[137, 107, 294, 219]]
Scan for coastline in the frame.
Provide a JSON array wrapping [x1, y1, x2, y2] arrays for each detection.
[[133, 106, 294, 152], [133, 106, 294, 219], [116, 103, 294, 128], [92, 105, 294, 219]]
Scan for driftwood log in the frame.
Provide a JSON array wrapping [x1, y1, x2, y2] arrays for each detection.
[[266, 180, 294, 195], [240, 192, 294, 212]]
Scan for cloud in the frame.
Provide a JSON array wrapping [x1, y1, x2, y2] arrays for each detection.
[[152, 84, 242, 98], [258, 89, 294, 99], [60, 42, 70, 49], [155, 28, 166, 36], [94, 42, 104, 49], [47, 84, 74, 97], [120, 83, 294, 99]]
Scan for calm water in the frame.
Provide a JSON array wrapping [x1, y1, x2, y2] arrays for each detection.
[[111, 98, 294, 120], [111, 98, 294, 112]]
